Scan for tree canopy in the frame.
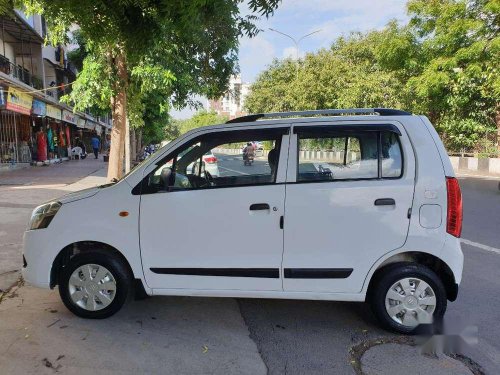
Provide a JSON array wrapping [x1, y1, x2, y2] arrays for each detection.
[[173, 110, 229, 136], [10, 0, 281, 178], [245, 0, 499, 153]]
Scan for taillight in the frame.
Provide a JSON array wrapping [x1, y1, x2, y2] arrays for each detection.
[[446, 177, 462, 237], [203, 156, 217, 164]]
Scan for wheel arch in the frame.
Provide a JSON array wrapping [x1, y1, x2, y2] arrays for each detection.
[[364, 251, 458, 302], [50, 241, 147, 297]]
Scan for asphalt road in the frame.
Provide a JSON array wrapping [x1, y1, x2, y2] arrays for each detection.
[[1, 155, 499, 374], [215, 152, 272, 177]]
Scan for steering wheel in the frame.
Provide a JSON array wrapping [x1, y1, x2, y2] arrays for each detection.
[[204, 170, 214, 186]]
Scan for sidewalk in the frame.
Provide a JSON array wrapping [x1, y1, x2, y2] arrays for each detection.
[[0, 157, 108, 292], [0, 158, 267, 375]]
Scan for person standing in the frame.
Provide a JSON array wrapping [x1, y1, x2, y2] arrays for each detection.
[[91, 133, 100, 159]]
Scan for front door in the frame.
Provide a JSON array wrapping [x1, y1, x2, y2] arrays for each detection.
[[283, 124, 415, 293], [139, 127, 289, 291]]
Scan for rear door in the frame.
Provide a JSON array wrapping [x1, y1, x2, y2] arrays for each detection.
[[282, 122, 415, 293]]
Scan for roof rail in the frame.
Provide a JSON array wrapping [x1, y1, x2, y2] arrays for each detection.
[[226, 108, 411, 124]]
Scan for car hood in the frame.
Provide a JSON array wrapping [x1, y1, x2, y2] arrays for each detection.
[[58, 186, 101, 204]]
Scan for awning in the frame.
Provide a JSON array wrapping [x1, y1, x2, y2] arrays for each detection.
[[0, 12, 44, 44]]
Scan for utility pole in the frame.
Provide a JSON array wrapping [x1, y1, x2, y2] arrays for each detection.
[[268, 28, 322, 77]]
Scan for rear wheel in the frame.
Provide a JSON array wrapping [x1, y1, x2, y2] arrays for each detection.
[[58, 251, 131, 319], [369, 263, 447, 334]]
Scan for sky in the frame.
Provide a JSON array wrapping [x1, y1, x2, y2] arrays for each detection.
[[172, 0, 409, 119]]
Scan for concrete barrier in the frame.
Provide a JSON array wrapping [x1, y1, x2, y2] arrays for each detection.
[[449, 156, 500, 176], [213, 149, 500, 177]]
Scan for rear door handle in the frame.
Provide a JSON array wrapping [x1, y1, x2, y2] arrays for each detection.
[[250, 203, 270, 211], [374, 198, 395, 206]]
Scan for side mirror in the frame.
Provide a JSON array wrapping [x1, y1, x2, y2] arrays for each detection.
[[159, 167, 173, 190]]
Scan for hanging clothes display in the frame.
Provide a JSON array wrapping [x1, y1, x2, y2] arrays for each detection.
[[65, 125, 71, 148], [36, 129, 47, 161], [47, 127, 54, 153]]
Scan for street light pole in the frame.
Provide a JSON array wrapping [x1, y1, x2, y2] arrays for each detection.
[[268, 28, 322, 75]]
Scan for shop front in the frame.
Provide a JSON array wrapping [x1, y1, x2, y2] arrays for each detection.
[[0, 86, 33, 164], [46, 104, 69, 160], [62, 109, 80, 155]]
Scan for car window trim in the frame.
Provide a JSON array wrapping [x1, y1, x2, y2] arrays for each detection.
[[133, 127, 290, 195], [292, 123, 402, 135]]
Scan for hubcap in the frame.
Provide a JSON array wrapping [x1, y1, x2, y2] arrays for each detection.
[[68, 264, 117, 311], [384, 277, 436, 327]]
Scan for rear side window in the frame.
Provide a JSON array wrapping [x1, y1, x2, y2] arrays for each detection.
[[381, 132, 402, 177], [297, 130, 403, 182]]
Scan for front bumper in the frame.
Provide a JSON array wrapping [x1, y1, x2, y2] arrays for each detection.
[[22, 229, 53, 289]]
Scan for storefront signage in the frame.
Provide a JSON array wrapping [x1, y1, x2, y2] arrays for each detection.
[[32, 99, 47, 116], [6, 87, 33, 115], [77, 117, 86, 128], [0, 86, 6, 107], [95, 124, 102, 133], [62, 109, 77, 124], [85, 121, 95, 130], [46, 105, 62, 120]]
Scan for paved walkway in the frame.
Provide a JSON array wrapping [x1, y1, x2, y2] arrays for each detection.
[[0, 157, 108, 291]]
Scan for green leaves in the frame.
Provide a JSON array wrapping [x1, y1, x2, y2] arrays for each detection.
[[9, 0, 281, 138], [246, 0, 499, 152], [173, 110, 229, 135]]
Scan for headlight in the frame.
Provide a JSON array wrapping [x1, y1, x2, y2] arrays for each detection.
[[28, 201, 62, 230]]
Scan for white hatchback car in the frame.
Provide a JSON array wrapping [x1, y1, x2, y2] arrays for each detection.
[[23, 108, 463, 334]]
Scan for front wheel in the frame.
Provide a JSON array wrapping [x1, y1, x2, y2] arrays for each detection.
[[369, 263, 447, 334], [58, 251, 131, 319]]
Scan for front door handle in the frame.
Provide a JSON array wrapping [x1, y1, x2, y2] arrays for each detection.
[[374, 198, 395, 206], [250, 203, 270, 211]]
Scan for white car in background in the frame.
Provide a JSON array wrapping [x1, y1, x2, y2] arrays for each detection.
[[188, 151, 220, 177]]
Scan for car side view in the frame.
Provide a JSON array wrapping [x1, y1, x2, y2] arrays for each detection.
[[22, 108, 463, 334]]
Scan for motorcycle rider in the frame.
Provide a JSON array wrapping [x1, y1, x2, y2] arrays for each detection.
[[243, 142, 255, 165]]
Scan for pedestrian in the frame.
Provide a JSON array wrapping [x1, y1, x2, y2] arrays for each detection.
[[91, 134, 100, 159]]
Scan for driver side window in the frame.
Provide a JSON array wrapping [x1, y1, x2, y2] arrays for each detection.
[[144, 128, 286, 194]]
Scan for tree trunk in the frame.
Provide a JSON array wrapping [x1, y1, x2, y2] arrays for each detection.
[[137, 128, 143, 159], [496, 106, 500, 156], [107, 51, 127, 181], [131, 128, 137, 163], [124, 117, 130, 173]]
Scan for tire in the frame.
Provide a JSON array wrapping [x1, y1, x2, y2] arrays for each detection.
[[58, 250, 131, 319], [369, 262, 447, 334]]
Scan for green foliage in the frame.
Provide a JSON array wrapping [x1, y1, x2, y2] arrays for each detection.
[[10, 0, 280, 134], [173, 110, 229, 135], [246, 0, 499, 151]]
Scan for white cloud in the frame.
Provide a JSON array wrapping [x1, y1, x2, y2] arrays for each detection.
[[283, 46, 297, 59], [238, 34, 276, 81]]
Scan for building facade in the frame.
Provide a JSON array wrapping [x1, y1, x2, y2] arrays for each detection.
[[208, 75, 251, 119], [0, 9, 111, 167]]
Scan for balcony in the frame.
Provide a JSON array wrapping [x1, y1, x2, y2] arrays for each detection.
[[0, 54, 43, 90]]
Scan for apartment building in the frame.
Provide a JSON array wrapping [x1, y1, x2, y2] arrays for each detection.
[[208, 75, 251, 119], [0, 9, 111, 167]]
